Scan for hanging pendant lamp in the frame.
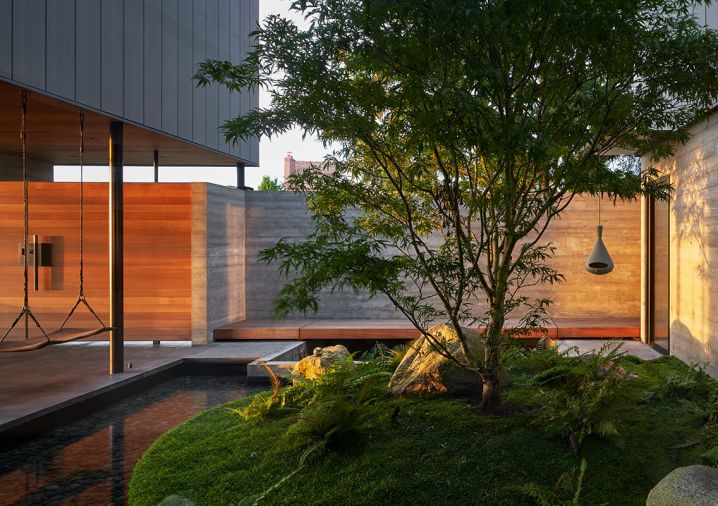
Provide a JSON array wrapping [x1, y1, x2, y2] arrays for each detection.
[[585, 196, 614, 275]]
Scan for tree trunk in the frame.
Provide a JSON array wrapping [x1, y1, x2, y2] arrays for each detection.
[[480, 374, 501, 411], [482, 309, 505, 411]]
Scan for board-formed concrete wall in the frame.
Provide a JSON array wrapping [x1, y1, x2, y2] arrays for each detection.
[[243, 191, 400, 320], [191, 183, 247, 343], [649, 112, 718, 377], [239, 191, 641, 321]]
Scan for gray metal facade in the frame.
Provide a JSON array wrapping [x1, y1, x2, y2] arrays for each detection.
[[0, 0, 259, 166]]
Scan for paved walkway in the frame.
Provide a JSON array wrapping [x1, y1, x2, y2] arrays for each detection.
[[0, 341, 301, 433], [556, 339, 664, 360]]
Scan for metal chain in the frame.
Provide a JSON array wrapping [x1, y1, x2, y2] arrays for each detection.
[[0, 91, 50, 344], [57, 109, 107, 332], [79, 110, 85, 296], [21, 91, 28, 307]]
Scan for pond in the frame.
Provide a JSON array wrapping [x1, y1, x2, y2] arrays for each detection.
[[0, 375, 265, 505]]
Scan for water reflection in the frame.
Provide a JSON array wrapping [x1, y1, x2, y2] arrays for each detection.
[[0, 375, 264, 505]]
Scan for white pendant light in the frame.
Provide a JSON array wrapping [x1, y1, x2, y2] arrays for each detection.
[[585, 197, 614, 275]]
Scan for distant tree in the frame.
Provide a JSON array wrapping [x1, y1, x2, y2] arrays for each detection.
[[198, 0, 718, 409], [257, 175, 283, 191]]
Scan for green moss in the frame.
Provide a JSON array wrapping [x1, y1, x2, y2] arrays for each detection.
[[129, 356, 715, 506]]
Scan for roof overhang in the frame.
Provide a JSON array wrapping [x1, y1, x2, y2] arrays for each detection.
[[0, 79, 248, 167]]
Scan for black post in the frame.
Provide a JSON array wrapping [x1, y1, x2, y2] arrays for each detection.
[[153, 149, 159, 183], [109, 122, 124, 374], [236, 162, 245, 189]]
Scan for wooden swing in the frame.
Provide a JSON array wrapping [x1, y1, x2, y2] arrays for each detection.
[[0, 99, 112, 352]]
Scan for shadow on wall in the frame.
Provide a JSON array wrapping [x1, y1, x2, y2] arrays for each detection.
[[672, 152, 710, 281], [669, 319, 718, 377], [665, 138, 718, 373], [47, 235, 64, 291]]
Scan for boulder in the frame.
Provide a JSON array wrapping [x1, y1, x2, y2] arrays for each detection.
[[388, 323, 499, 396], [292, 344, 352, 379], [646, 465, 718, 506]]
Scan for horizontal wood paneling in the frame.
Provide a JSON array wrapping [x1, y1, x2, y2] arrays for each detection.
[[0, 182, 192, 340]]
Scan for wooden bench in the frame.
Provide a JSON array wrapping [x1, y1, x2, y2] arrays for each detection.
[[213, 318, 640, 342]]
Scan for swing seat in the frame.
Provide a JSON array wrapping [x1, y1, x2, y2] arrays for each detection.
[[0, 327, 113, 352], [1, 105, 112, 354], [0, 336, 49, 352]]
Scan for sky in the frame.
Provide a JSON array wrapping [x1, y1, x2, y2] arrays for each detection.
[[55, 0, 329, 189]]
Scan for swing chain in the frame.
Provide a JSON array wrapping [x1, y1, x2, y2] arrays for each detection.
[[21, 91, 28, 307], [1, 91, 50, 344], [79, 110, 85, 296], [58, 110, 107, 332]]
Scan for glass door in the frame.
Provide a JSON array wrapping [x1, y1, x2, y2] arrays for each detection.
[[649, 180, 670, 353]]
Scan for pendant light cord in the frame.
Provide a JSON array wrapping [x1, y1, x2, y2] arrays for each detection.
[[598, 195, 601, 226]]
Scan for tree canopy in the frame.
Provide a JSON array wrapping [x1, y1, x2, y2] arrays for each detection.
[[198, 0, 718, 407], [257, 175, 283, 191]]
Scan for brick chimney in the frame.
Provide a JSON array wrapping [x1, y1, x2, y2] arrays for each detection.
[[284, 152, 296, 181]]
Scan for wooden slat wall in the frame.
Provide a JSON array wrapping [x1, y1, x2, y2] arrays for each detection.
[[0, 182, 192, 340]]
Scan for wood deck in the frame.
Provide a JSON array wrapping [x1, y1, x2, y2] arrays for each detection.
[[213, 318, 641, 342]]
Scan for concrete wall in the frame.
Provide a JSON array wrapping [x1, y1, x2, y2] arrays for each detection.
[[240, 191, 641, 321], [191, 183, 247, 343], [535, 195, 641, 318], [0, 0, 259, 165], [243, 191, 400, 319], [648, 112, 718, 377]]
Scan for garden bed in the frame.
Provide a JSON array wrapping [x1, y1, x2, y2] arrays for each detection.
[[129, 352, 718, 505]]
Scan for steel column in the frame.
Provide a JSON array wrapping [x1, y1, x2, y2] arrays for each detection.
[[109, 122, 124, 374], [153, 149, 159, 183], [236, 162, 245, 189]]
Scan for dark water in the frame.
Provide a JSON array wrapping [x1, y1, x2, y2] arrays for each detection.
[[0, 375, 265, 506]]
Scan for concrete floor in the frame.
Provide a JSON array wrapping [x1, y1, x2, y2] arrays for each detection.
[[557, 339, 664, 360], [0, 340, 302, 433]]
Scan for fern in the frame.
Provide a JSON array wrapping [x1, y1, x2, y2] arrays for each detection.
[[701, 446, 718, 467], [233, 361, 284, 422], [593, 420, 619, 439], [516, 459, 591, 506], [532, 344, 626, 455], [533, 365, 573, 386], [360, 342, 408, 370]]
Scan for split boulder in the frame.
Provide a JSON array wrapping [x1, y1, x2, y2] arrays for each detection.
[[292, 344, 352, 379], [388, 323, 497, 396]]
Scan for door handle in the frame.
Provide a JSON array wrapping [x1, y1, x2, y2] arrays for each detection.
[[33, 234, 38, 291]]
